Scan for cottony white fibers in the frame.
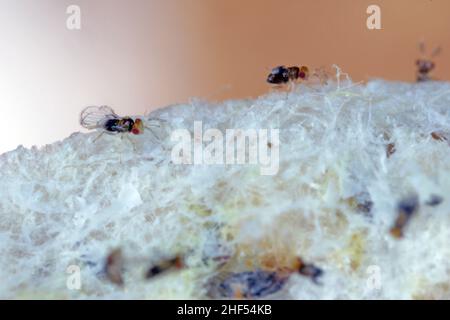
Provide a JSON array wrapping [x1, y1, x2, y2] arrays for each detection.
[[1, 78, 450, 299], [170, 121, 280, 175]]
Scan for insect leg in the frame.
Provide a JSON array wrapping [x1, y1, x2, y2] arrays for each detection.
[[125, 134, 137, 152], [93, 131, 106, 143], [116, 134, 125, 164], [288, 79, 299, 92]]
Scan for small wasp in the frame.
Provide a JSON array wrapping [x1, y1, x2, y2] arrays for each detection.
[[80, 106, 145, 142], [145, 255, 185, 279], [390, 195, 419, 239], [267, 65, 309, 85], [416, 42, 441, 82]]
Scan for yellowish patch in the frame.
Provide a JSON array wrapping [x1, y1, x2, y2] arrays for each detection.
[[188, 203, 213, 217]]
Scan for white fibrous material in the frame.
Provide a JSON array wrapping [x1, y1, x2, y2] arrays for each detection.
[[1, 78, 450, 299]]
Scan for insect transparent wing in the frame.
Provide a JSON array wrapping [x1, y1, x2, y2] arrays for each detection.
[[431, 46, 442, 58], [80, 106, 119, 129]]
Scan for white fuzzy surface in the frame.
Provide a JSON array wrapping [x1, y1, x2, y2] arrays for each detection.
[[1, 79, 450, 299]]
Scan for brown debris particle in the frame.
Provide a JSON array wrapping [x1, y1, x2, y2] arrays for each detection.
[[431, 131, 447, 142], [145, 255, 185, 279], [386, 143, 396, 158], [390, 195, 419, 239], [105, 248, 124, 286]]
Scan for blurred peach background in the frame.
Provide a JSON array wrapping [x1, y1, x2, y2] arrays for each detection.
[[1, 0, 450, 153]]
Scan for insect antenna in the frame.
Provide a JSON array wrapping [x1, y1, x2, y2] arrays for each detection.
[[418, 40, 426, 56], [125, 135, 138, 152], [145, 117, 168, 141]]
